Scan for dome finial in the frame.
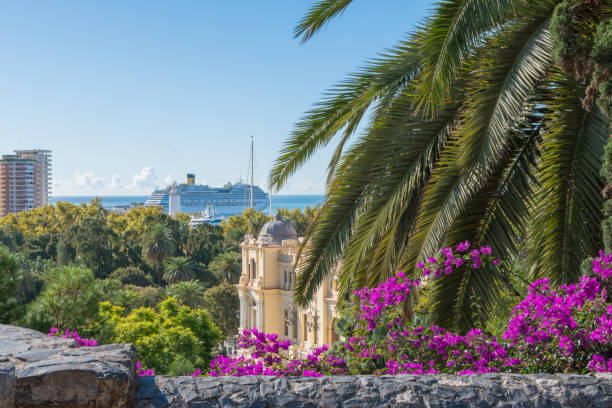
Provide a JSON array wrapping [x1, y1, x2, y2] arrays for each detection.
[[274, 209, 283, 221]]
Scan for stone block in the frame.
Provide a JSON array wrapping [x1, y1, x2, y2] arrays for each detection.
[[0, 362, 15, 408]]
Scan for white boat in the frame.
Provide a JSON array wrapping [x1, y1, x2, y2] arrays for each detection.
[[188, 205, 224, 227]]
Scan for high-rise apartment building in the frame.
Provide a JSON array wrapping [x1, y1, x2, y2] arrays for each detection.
[[0, 149, 52, 217], [13, 150, 52, 207]]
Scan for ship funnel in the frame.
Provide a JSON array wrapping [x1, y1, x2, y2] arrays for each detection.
[[187, 173, 195, 185]]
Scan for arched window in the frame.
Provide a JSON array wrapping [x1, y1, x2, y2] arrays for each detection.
[[289, 272, 293, 289], [330, 318, 339, 344], [283, 271, 287, 290], [250, 259, 256, 280]]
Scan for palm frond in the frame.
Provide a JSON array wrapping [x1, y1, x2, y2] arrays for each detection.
[[428, 122, 540, 330], [269, 40, 420, 191], [294, 0, 355, 43], [339, 98, 460, 293], [527, 74, 608, 284], [455, 17, 552, 172], [404, 15, 553, 271], [414, 0, 525, 115]]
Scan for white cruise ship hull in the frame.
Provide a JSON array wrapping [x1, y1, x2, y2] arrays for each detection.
[[144, 179, 269, 218]]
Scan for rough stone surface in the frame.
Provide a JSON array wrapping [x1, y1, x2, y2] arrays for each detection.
[[1, 324, 612, 407], [136, 373, 612, 408], [0, 324, 137, 407]]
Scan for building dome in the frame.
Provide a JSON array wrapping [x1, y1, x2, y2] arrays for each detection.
[[257, 210, 298, 245]]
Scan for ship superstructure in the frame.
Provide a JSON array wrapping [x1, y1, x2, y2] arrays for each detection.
[[145, 175, 268, 217]]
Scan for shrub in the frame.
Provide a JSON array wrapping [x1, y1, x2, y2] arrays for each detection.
[[99, 297, 222, 374]]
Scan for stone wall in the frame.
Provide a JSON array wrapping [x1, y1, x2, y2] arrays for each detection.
[[1, 324, 611, 407], [137, 373, 612, 408]]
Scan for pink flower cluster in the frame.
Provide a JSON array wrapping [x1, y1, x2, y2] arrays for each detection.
[[48, 327, 98, 347], [205, 329, 347, 377], [502, 251, 611, 372], [137, 361, 155, 377]]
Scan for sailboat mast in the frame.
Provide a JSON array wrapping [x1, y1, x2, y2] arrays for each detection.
[[250, 136, 254, 209]]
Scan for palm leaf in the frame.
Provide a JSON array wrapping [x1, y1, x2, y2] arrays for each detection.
[[269, 40, 421, 191], [414, 0, 523, 116], [404, 15, 553, 271], [527, 74, 608, 284], [294, 0, 355, 43]]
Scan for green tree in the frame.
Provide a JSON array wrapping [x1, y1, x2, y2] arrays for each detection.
[[0, 246, 21, 323], [270, 0, 611, 330], [99, 297, 221, 375], [141, 223, 176, 285], [203, 282, 240, 339], [277, 206, 319, 236], [549, 4, 612, 252], [109, 266, 152, 287], [221, 208, 271, 241], [55, 234, 75, 265], [0, 226, 17, 251], [166, 280, 206, 308], [163, 257, 196, 285], [13, 254, 48, 305], [208, 252, 242, 284], [70, 215, 116, 278], [24, 266, 103, 332], [124, 285, 163, 308], [185, 223, 224, 265], [111, 288, 140, 312]]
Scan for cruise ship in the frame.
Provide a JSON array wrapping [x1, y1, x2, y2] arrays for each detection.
[[144, 173, 269, 217]]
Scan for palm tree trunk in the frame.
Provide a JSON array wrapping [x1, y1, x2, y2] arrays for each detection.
[[156, 258, 162, 285]]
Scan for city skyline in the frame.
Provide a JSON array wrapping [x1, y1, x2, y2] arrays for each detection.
[[0, 1, 428, 196]]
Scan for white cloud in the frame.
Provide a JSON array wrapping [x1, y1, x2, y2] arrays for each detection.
[[128, 167, 157, 190], [108, 174, 123, 191], [74, 172, 105, 189], [53, 179, 72, 190]]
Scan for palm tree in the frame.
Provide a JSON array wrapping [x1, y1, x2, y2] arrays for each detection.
[[166, 280, 206, 308], [271, 0, 611, 330], [208, 252, 242, 284], [163, 256, 196, 285], [112, 289, 139, 311], [142, 223, 176, 285]]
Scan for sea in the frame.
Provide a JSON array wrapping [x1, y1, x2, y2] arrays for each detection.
[[50, 195, 325, 213]]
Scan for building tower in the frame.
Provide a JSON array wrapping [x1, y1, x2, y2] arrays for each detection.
[[236, 210, 339, 355], [0, 155, 36, 217], [13, 149, 52, 207]]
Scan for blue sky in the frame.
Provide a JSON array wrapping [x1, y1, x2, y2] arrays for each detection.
[[0, 1, 431, 195]]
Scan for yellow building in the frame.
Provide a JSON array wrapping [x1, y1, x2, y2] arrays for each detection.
[[236, 211, 339, 354]]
